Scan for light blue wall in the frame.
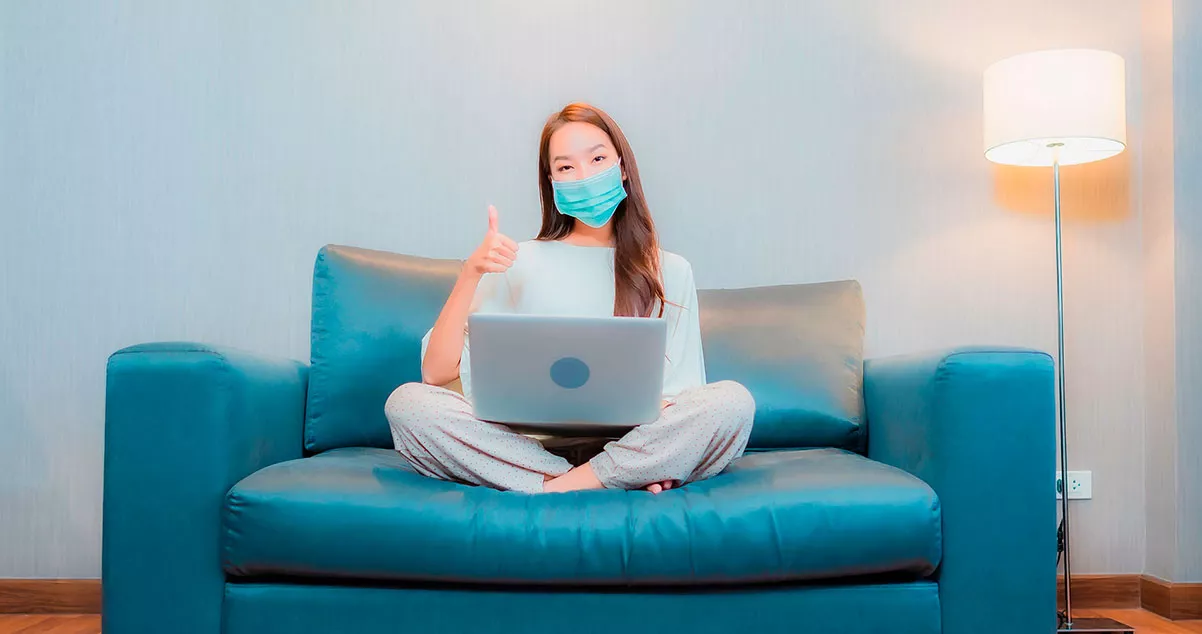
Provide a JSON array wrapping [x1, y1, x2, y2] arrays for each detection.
[[1173, 0, 1202, 583], [1141, 0, 1179, 584], [1, 1, 1147, 577]]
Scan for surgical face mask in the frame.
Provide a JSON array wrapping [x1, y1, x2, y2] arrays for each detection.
[[551, 160, 627, 228]]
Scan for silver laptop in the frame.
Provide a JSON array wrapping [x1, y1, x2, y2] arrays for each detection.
[[467, 314, 667, 432]]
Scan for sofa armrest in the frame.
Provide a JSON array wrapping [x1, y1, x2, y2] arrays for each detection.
[[103, 343, 307, 634], [864, 347, 1056, 634]]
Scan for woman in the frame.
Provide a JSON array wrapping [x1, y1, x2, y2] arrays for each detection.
[[385, 103, 754, 494]]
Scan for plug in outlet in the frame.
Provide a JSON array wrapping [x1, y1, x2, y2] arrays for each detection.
[[1055, 471, 1092, 500]]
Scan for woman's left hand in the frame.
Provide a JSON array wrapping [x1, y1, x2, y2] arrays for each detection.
[[645, 480, 676, 494]]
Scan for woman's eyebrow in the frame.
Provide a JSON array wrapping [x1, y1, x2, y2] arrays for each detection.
[[552, 143, 607, 162]]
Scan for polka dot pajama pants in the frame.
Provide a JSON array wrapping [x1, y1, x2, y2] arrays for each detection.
[[384, 381, 755, 494]]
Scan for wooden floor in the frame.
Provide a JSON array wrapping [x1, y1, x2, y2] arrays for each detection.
[[0, 614, 100, 633], [0, 611, 1197, 633], [1073, 611, 1202, 634]]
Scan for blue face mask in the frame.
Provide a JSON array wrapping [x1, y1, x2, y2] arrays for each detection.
[[551, 160, 627, 228]]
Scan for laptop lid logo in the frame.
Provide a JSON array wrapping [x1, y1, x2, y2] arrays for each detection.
[[550, 357, 590, 389]]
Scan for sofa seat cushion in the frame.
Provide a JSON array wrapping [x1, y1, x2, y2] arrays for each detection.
[[222, 447, 941, 586]]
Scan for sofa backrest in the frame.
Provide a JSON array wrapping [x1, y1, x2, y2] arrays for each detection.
[[304, 245, 866, 454]]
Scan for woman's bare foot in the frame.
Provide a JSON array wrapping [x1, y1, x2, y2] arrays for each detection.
[[542, 464, 678, 494], [543, 463, 605, 493], [645, 480, 677, 494]]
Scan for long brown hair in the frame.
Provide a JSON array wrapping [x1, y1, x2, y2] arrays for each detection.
[[536, 103, 665, 318]]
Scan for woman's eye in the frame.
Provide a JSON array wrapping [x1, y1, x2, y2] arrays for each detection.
[[557, 165, 573, 172], [592, 155, 606, 163]]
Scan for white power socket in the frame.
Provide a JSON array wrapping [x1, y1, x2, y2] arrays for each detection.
[[1056, 471, 1092, 500]]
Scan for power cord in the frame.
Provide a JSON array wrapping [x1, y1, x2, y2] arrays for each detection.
[[1056, 515, 1065, 566], [1056, 517, 1068, 627]]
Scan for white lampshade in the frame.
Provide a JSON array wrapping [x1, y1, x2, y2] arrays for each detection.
[[983, 49, 1126, 166]]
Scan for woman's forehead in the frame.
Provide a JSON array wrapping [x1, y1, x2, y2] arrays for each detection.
[[549, 122, 613, 157]]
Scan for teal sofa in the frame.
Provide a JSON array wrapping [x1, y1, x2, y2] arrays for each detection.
[[103, 245, 1056, 634]]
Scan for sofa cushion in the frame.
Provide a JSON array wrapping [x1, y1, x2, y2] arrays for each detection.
[[699, 281, 865, 450], [305, 245, 460, 453], [223, 447, 941, 586]]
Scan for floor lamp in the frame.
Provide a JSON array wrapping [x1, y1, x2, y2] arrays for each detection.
[[983, 49, 1132, 634]]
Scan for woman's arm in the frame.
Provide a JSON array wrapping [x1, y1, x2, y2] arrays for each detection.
[[421, 270, 484, 386], [421, 206, 518, 386]]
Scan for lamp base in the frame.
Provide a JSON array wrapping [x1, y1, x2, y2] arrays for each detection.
[[1058, 616, 1134, 633]]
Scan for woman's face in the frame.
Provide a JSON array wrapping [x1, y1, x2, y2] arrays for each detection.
[[547, 122, 625, 183]]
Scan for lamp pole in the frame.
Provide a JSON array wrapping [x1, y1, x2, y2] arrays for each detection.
[[1050, 143, 1073, 628]]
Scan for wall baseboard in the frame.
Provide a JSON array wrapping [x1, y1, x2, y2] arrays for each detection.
[[1141, 574, 1202, 620], [1058, 574, 1142, 609], [1055, 574, 1202, 620], [0, 579, 101, 614]]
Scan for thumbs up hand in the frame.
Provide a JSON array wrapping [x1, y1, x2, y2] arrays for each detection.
[[465, 205, 519, 278]]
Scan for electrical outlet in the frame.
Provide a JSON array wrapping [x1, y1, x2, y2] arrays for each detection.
[[1055, 471, 1093, 500]]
